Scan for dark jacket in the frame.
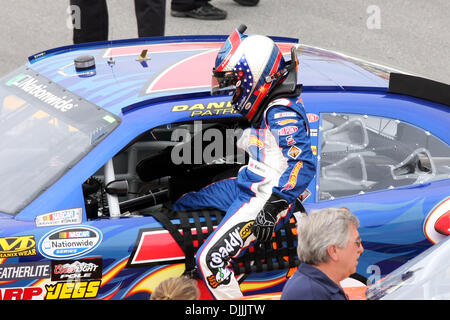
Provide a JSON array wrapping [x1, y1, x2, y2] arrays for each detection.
[[281, 263, 348, 300]]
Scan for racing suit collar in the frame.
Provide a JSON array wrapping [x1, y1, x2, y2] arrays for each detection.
[[250, 84, 302, 128]]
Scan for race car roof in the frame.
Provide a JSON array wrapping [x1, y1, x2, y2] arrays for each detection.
[[27, 35, 390, 116]]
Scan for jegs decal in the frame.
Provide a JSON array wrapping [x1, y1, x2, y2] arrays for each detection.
[[45, 280, 101, 300]]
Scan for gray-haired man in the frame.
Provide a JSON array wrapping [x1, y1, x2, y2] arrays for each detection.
[[281, 208, 364, 300]]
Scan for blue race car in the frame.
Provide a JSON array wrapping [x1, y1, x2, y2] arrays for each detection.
[[0, 34, 448, 300]]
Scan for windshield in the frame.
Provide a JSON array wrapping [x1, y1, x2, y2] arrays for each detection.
[[366, 237, 450, 300], [0, 67, 120, 215]]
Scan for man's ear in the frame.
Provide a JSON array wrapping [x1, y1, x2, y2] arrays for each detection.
[[327, 245, 339, 262]]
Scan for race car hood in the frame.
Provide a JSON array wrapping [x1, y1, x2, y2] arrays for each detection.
[[26, 35, 390, 116]]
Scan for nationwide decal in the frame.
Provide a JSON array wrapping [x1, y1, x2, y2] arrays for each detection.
[[310, 128, 318, 137], [0, 235, 36, 258], [171, 101, 238, 117], [38, 226, 102, 260], [0, 261, 50, 281], [0, 287, 44, 300], [278, 126, 298, 136], [282, 161, 303, 191], [35, 208, 83, 227], [45, 280, 101, 300], [51, 258, 102, 281], [8, 74, 78, 112]]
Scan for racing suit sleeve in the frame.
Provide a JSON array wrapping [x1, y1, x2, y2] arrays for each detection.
[[265, 104, 316, 204]]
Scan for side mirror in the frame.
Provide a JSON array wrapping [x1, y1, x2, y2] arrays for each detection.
[[105, 180, 129, 197]]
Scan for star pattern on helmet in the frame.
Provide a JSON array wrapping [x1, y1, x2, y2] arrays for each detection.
[[234, 56, 254, 96]]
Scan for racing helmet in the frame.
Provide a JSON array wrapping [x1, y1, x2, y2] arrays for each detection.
[[212, 26, 288, 121]]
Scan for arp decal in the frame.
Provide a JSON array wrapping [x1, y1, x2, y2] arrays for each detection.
[[0, 235, 36, 258], [51, 258, 102, 281], [423, 196, 450, 244], [0, 261, 50, 281], [38, 226, 102, 260], [0, 287, 44, 300], [45, 280, 101, 300]]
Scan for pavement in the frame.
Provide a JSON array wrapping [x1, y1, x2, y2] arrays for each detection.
[[0, 0, 449, 84]]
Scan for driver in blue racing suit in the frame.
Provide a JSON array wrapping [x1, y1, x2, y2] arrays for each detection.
[[173, 26, 316, 299]]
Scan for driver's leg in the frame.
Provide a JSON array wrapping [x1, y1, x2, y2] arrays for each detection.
[[195, 194, 265, 299], [172, 177, 238, 212]]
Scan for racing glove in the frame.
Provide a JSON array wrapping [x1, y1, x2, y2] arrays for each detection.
[[252, 193, 289, 242]]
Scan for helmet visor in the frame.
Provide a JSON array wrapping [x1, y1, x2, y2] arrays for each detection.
[[211, 69, 239, 96], [211, 69, 246, 108]]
